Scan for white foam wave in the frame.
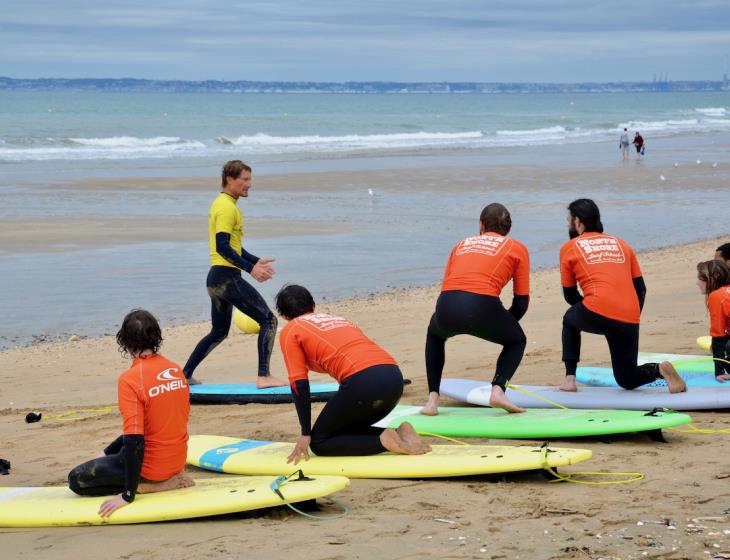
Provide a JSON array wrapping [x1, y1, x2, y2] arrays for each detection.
[[695, 107, 727, 117], [496, 126, 566, 136], [618, 118, 730, 133], [68, 136, 184, 147], [227, 130, 484, 149]]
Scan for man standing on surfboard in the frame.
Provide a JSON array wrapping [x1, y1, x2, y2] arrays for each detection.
[[559, 199, 686, 393], [182, 160, 286, 388]]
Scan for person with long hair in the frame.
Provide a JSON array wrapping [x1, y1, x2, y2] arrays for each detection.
[[276, 285, 430, 465], [559, 199, 686, 393], [421, 203, 529, 415], [68, 310, 193, 518], [696, 260, 730, 382]]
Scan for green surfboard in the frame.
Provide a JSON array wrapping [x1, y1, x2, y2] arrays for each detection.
[[375, 405, 691, 439]]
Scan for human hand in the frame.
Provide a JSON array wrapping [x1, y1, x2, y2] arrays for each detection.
[[250, 258, 276, 282], [716, 374, 730, 383], [286, 435, 311, 465], [98, 494, 129, 518]]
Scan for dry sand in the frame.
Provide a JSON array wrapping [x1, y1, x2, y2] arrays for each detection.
[[1, 236, 730, 559]]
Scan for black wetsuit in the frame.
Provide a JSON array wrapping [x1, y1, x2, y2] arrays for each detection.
[[292, 365, 403, 456], [426, 290, 528, 392], [183, 232, 277, 379], [68, 435, 144, 502], [712, 335, 730, 377], [561, 280, 662, 389]]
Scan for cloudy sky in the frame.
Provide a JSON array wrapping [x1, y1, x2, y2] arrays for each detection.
[[2, 0, 729, 82]]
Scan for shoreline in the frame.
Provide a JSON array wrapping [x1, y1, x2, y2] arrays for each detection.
[[1, 234, 726, 352]]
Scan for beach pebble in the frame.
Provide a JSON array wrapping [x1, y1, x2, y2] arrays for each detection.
[[68, 335, 80, 342]]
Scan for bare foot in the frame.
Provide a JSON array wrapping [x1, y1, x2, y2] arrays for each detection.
[[256, 375, 288, 389], [489, 386, 525, 413], [658, 361, 687, 394], [420, 392, 439, 416], [187, 376, 202, 385], [138, 473, 195, 494], [380, 428, 429, 455], [396, 422, 431, 453], [559, 375, 578, 392]]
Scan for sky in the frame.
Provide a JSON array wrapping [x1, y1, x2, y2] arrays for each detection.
[[2, 0, 730, 82]]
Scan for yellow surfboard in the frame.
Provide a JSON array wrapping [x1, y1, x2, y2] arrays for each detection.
[[0, 475, 349, 527], [188, 435, 592, 479], [697, 336, 712, 351]]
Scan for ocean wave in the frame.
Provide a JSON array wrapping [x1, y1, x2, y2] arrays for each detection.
[[496, 126, 566, 136], [695, 107, 727, 117], [224, 130, 484, 148], [67, 135, 184, 147], [0, 136, 206, 161], [618, 118, 730, 133]]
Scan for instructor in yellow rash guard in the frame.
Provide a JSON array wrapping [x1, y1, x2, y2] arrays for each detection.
[[183, 160, 286, 388]]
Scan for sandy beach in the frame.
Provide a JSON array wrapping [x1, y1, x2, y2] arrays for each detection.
[[2, 234, 729, 559]]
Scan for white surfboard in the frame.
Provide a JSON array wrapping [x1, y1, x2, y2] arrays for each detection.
[[440, 378, 730, 411]]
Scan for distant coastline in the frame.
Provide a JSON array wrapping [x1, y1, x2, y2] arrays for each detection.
[[1, 76, 729, 94]]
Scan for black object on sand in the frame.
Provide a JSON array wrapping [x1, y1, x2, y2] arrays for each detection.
[[25, 412, 42, 423]]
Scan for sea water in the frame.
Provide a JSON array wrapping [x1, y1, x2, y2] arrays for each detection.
[[1, 91, 728, 345]]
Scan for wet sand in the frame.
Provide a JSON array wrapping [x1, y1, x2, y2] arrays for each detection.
[[2, 236, 730, 559]]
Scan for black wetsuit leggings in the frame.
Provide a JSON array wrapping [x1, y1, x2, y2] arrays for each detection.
[[310, 365, 403, 456], [68, 448, 140, 497], [426, 291, 527, 392], [562, 302, 661, 389], [184, 266, 277, 378]]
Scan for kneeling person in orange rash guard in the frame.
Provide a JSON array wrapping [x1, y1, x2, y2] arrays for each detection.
[[559, 199, 685, 393], [276, 285, 431, 465], [68, 310, 193, 518]]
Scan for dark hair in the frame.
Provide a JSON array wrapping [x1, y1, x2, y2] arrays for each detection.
[[697, 260, 730, 294], [568, 198, 604, 233], [276, 284, 316, 320], [716, 243, 730, 261], [221, 160, 252, 188], [479, 203, 512, 236], [116, 309, 163, 357]]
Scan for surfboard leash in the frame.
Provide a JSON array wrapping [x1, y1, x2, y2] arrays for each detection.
[[667, 424, 730, 435], [506, 383, 569, 409], [538, 444, 644, 486], [269, 470, 350, 520]]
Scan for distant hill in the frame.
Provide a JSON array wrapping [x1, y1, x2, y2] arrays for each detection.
[[0, 77, 728, 93]]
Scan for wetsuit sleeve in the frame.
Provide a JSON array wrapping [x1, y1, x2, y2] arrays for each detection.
[[562, 286, 583, 306], [291, 380, 312, 436], [632, 276, 647, 311], [711, 336, 730, 376], [508, 295, 530, 321], [120, 435, 144, 503], [104, 435, 124, 456], [215, 232, 258, 273]]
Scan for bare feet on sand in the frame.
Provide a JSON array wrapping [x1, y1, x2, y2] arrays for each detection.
[[138, 473, 195, 494], [420, 392, 439, 416], [658, 361, 687, 393], [396, 422, 431, 453], [380, 427, 430, 455], [559, 375, 578, 392], [256, 375, 288, 389], [489, 385, 525, 413]]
